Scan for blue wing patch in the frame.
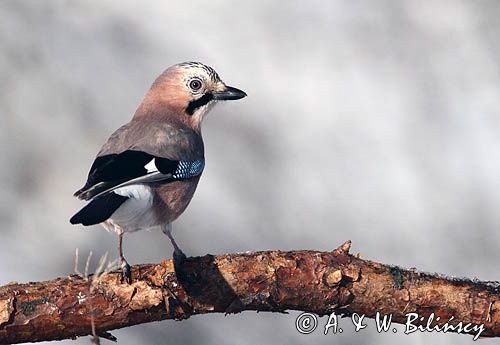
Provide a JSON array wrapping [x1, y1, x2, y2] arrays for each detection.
[[172, 160, 205, 179]]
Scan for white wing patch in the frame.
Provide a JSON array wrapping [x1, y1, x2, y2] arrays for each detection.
[[113, 185, 152, 200], [144, 158, 158, 173]]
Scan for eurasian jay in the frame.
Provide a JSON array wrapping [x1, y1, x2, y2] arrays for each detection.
[[70, 62, 246, 282]]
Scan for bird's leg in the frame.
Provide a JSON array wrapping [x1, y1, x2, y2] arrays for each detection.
[[116, 226, 132, 284], [162, 223, 187, 266]]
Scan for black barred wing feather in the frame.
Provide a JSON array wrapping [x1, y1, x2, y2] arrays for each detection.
[[84, 159, 205, 201], [70, 157, 204, 226], [74, 151, 205, 201], [73, 151, 178, 200]]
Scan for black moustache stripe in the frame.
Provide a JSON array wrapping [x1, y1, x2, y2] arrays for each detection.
[[186, 93, 213, 115]]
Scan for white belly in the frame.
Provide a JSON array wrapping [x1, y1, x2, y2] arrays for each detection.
[[104, 185, 160, 232]]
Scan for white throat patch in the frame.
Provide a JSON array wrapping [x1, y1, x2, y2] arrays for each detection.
[[192, 100, 216, 124]]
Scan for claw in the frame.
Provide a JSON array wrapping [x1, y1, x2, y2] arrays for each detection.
[[173, 248, 187, 264], [172, 249, 187, 279], [121, 261, 132, 284], [163, 223, 188, 276]]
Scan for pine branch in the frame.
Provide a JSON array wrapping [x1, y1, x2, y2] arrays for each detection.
[[0, 241, 498, 344]]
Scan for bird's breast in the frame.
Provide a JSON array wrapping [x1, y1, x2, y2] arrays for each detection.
[[152, 176, 202, 224]]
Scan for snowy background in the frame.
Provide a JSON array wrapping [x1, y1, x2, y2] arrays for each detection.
[[1, 1, 499, 344]]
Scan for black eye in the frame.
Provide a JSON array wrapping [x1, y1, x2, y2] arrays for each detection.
[[189, 79, 202, 91]]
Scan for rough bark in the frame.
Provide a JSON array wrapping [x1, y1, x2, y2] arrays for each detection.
[[0, 241, 498, 344]]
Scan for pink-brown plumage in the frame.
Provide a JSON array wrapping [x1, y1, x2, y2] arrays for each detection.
[[70, 62, 246, 282]]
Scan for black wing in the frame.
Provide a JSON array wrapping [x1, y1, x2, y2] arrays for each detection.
[[73, 150, 179, 201], [70, 193, 129, 225], [70, 151, 204, 226], [71, 119, 205, 226]]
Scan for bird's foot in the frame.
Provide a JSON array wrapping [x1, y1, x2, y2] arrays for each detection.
[[120, 260, 132, 284], [173, 248, 187, 264], [172, 248, 187, 278]]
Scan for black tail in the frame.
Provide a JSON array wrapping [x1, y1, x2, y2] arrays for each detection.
[[70, 193, 128, 226]]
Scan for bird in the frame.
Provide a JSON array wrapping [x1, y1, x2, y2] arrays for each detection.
[[70, 62, 246, 282]]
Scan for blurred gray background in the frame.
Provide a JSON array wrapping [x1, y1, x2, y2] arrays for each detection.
[[1, 1, 499, 344]]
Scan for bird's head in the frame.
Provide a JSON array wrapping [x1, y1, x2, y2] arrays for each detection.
[[134, 62, 246, 131]]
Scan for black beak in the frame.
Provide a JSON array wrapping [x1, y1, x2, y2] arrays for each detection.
[[212, 86, 247, 101]]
